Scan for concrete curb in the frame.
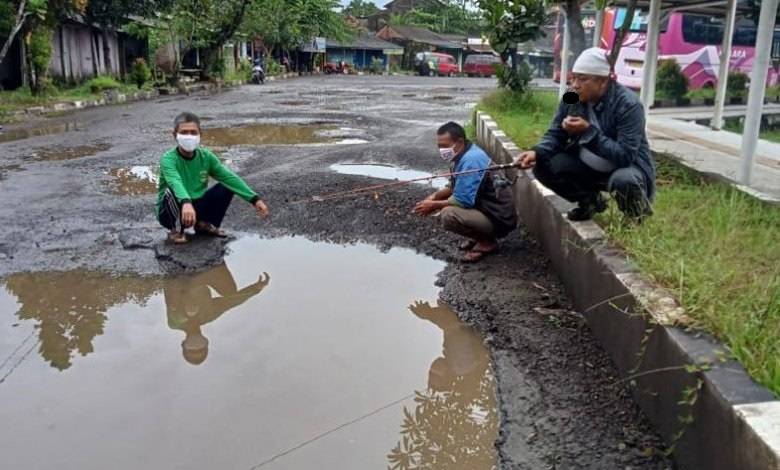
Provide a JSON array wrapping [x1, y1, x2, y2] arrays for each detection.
[[8, 73, 301, 119], [474, 111, 780, 470]]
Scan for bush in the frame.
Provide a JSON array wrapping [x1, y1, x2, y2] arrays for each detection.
[[208, 56, 226, 79], [766, 85, 780, 99], [496, 61, 532, 94], [129, 58, 151, 89], [727, 70, 749, 98], [390, 63, 402, 74], [687, 87, 716, 100], [369, 57, 384, 74], [655, 59, 689, 100], [86, 75, 121, 93], [265, 58, 282, 76]]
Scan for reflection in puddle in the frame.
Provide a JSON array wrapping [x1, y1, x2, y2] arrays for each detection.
[[277, 100, 312, 106], [28, 142, 111, 161], [202, 123, 339, 146], [388, 301, 497, 470], [0, 236, 496, 469], [108, 166, 159, 195], [0, 122, 83, 143], [330, 163, 449, 189]]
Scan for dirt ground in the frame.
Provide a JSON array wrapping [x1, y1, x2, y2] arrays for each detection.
[[0, 75, 672, 469]]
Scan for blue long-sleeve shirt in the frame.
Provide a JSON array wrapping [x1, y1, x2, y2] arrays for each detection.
[[448, 144, 492, 208]]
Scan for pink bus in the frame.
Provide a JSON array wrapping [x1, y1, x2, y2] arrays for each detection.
[[605, 9, 780, 90], [554, 8, 780, 90]]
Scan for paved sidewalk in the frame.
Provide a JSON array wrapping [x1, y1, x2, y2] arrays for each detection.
[[647, 116, 780, 203], [649, 102, 780, 120]]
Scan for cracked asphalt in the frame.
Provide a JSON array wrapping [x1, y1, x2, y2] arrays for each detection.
[[0, 75, 672, 469]]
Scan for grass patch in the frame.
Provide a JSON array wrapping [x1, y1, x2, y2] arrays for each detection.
[[0, 78, 152, 123], [478, 89, 780, 397], [723, 119, 780, 144]]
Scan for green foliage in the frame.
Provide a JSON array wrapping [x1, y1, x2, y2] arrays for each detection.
[[767, 85, 780, 99], [29, 27, 52, 74], [727, 70, 749, 98], [342, 0, 379, 17], [369, 56, 383, 74], [390, 2, 483, 34], [129, 57, 151, 88], [85, 0, 175, 28], [686, 87, 716, 100], [265, 58, 282, 76], [0, 0, 14, 40], [655, 59, 689, 101], [86, 75, 121, 93], [476, 0, 546, 57], [242, 0, 353, 55], [496, 61, 532, 93]]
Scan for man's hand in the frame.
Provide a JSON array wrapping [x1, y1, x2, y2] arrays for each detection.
[[413, 199, 441, 216], [515, 150, 537, 169], [182, 203, 196, 228], [254, 199, 270, 218], [562, 116, 590, 136]]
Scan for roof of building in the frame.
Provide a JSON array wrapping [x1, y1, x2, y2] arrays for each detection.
[[378, 25, 463, 49], [326, 35, 403, 51]]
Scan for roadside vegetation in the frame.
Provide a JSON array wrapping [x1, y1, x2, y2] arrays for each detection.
[[475, 88, 780, 397]]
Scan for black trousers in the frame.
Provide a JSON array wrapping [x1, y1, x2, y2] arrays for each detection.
[[158, 184, 234, 233], [533, 152, 650, 216]]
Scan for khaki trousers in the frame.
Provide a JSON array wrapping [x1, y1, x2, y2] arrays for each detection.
[[440, 206, 495, 241]]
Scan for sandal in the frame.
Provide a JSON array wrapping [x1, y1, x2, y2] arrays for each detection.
[[462, 241, 498, 263], [459, 239, 477, 251], [168, 232, 189, 244], [195, 222, 228, 238]]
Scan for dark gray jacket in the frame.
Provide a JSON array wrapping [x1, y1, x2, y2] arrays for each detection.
[[533, 81, 656, 199]]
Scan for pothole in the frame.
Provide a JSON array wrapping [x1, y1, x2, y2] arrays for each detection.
[[277, 100, 312, 106], [107, 166, 159, 195], [0, 236, 497, 469], [431, 95, 455, 101], [202, 123, 339, 146], [330, 163, 448, 189], [26, 142, 112, 161], [0, 164, 23, 180], [0, 122, 83, 144]]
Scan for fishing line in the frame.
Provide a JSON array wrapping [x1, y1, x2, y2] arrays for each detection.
[[287, 162, 521, 205]]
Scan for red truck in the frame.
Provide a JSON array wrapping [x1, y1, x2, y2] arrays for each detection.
[[464, 54, 501, 77]]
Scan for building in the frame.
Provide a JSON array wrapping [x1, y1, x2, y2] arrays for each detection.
[[376, 25, 464, 70], [325, 35, 403, 71]]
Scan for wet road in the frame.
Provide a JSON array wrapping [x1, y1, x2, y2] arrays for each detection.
[[0, 75, 671, 469]]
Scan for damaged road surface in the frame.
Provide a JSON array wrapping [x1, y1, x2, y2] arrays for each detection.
[[0, 76, 672, 469]]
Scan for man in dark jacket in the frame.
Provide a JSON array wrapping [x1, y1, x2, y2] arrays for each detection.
[[516, 48, 656, 221]]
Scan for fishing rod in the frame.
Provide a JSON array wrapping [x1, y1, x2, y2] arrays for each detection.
[[289, 161, 521, 205]]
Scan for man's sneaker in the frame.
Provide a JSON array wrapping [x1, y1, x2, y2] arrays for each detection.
[[567, 194, 608, 221]]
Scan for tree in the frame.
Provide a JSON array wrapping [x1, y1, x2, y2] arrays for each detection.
[[342, 0, 379, 17], [0, 0, 45, 69], [389, 0, 483, 34], [606, 0, 638, 69], [242, 0, 353, 58], [476, 0, 546, 72]]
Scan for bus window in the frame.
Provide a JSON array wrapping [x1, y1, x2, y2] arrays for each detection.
[[613, 8, 648, 32], [682, 15, 725, 44]]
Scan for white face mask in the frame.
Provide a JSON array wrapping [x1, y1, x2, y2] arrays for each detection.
[[176, 133, 200, 152], [439, 146, 456, 162]]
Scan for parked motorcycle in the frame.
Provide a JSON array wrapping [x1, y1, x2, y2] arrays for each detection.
[[252, 61, 265, 84]]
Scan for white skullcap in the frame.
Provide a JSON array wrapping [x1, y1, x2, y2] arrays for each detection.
[[572, 47, 611, 77]]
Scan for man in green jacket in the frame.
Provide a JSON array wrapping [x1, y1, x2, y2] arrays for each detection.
[[157, 112, 270, 244]]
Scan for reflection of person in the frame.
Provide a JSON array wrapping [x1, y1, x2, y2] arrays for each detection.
[[164, 263, 270, 365], [408, 301, 489, 395], [516, 48, 656, 222]]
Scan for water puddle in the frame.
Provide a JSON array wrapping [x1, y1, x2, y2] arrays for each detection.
[[0, 122, 83, 143], [277, 100, 312, 106], [431, 95, 455, 101], [202, 123, 339, 146], [26, 142, 111, 161], [0, 164, 23, 180], [331, 163, 449, 189], [108, 166, 159, 195], [0, 236, 497, 469]]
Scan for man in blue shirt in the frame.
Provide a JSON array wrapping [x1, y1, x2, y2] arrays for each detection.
[[414, 122, 517, 262]]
